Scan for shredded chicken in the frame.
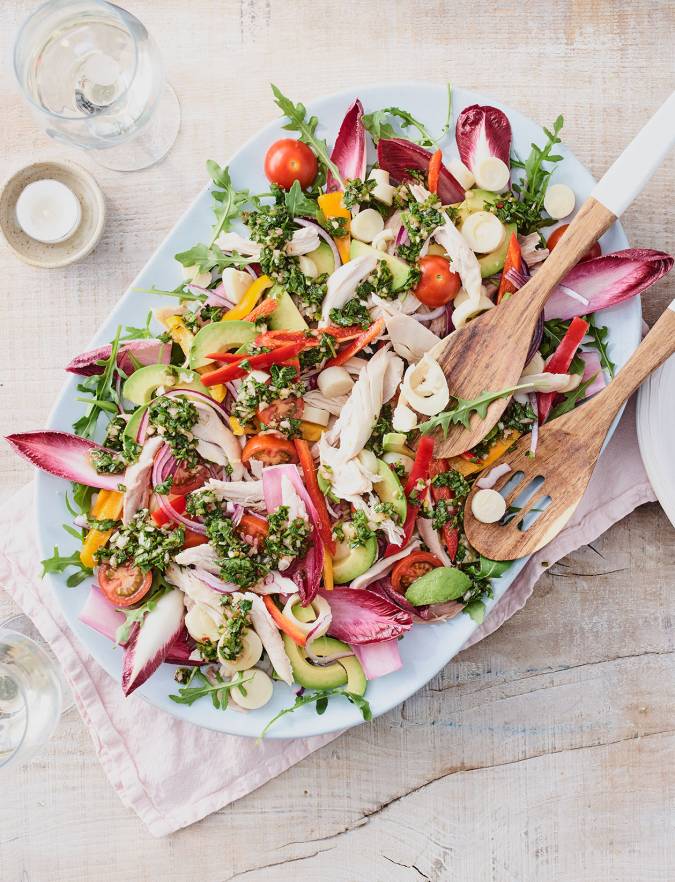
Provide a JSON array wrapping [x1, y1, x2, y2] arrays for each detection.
[[319, 254, 378, 326], [192, 403, 244, 479], [434, 214, 483, 304], [303, 389, 349, 417], [199, 478, 266, 511], [383, 311, 441, 364], [369, 292, 423, 319], [122, 436, 162, 525], [174, 543, 220, 574], [286, 226, 321, 256], [236, 592, 294, 685], [216, 232, 261, 257], [165, 563, 223, 612], [519, 232, 549, 267]]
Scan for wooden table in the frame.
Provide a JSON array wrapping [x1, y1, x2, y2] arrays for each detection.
[[1, 1, 674, 879]]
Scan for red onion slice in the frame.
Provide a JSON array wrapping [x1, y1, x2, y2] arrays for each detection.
[[295, 218, 341, 268], [195, 570, 237, 594], [151, 443, 208, 534]]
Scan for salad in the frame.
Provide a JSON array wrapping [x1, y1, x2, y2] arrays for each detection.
[[7, 85, 672, 735]]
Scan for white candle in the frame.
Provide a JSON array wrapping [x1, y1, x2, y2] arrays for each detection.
[[15, 179, 82, 244]]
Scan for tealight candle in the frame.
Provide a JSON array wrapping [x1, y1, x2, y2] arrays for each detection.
[[15, 179, 82, 244]]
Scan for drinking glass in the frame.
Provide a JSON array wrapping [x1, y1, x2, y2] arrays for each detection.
[[0, 623, 64, 770], [13, 0, 181, 172]]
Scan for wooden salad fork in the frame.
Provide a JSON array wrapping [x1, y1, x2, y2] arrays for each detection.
[[462, 301, 675, 560], [433, 90, 675, 458]]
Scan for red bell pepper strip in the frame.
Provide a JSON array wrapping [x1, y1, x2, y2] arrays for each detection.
[[293, 438, 336, 555], [496, 233, 523, 303], [537, 316, 589, 423], [203, 352, 243, 363], [151, 495, 187, 527], [442, 524, 459, 562], [254, 326, 364, 349], [384, 436, 435, 557], [243, 298, 278, 323], [427, 149, 443, 195], [325, 319, 386, 368], [202, 341, 306, 385], [263, 595, 307, 646]]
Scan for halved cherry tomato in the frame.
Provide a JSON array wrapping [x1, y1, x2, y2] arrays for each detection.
[[264, 138, 317, 190], [442, 524, 459, 562], [257, 396, 304, 429], [242, 434, 298, 465], [171, 462, 210, 495], [237, 513, 269, 544], [414, 255, 461, 307], [429, 458, 451, 501], [391, 551, 442, 594], [182, 529, 208, 549], [547, 224, 601, 262], [98, 563, 153, 608]]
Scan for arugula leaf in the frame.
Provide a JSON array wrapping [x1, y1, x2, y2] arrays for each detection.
[[548, 373, 597, 420], [134, 283, 205, 303], [508, 116, 565, 235], [283, 179, 320, 218], [363, 88, 452, 149], [72, 326, 122, 440], [41, 547, 92, 588], [270, 84, 343, 184], [122, 311, 155, 340], [586, 316, 616, 378], [259, 688, 372, 739], [418, 387, 523, 437], [173, 243, 254, 273], [169, 669, 252, 710], [205, 160, 251, 247]]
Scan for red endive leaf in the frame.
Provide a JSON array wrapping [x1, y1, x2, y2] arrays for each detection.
[[5, 431, 123, 490], [322, 587, 412, 643], [66, 340, 171, 377], [377, 138, 465, 204], [326, 98, 367, 191], [122, 590, 185, 695], [455, 104, 512, 171], [544, 249, 673, 321]]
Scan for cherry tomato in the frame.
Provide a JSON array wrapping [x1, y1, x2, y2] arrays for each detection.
[[264, 138, 318, 190], [414, 255, 461, 308], [257, 396, 304, 429], [242, 433, 298, 465], [182, 529, 208, 549], [237, 513, 269, 546], [98, 563, 152, 608], [547, 224, 601, 262], [442, 524, 459, 562], [391, 551, 442, 594], [429, 458, 453, 501], [171, 462, 210, 495]]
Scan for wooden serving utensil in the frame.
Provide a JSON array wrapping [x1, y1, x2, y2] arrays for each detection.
[[433, 91, 675, 458], [463, 302, 675, 560]]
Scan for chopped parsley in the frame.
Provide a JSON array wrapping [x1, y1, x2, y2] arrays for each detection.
[[218, 598, 253, 662], [329, 297, 371, 329], [299, 332, 337, 370], [232, 364, 305, 430], [148, 395, 200, 466], [343, 177, 376, 210], [397, 194, 444, 263], [356, 259, 396, 300], [366, 404, 394, 457], [90, 448, 128, 475], [94, 510, 184, 572]]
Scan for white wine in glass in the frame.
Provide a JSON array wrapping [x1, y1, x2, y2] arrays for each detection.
[[14, 0, 181, 172]]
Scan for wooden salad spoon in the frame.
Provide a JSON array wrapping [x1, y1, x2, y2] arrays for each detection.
[[432, 90, 675, 458], [462, 301, 675, 560]]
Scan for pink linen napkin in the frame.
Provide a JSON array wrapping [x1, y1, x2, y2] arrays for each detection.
[[0, 396, 655, 836]]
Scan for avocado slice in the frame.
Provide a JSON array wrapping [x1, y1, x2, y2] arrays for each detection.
[[349, 240, 410, 290], [307, 241, 335, 276], [124, 405, 147, 442], [332, 532, 377, 585], [374, 458, 407, 523], [383, 432, 414, 457], [122, 364, 211, 406], [267, 286, 308, 332], [405, 566, 471, 606], [282, 634, 366, 695], [189, 320, 257, 369], [478, 222, 517, 278]]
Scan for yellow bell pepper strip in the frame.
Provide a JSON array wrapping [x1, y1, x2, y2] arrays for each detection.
[[165, 315, 194, 359], [300, 420, 325, 443], [228, 416, 246, 436], [317, 192, 351, 263], [322, 550, 334, 591], [222, 275, 273, 322], [80, 489, 124, 569], [450, 431, 523, 476]]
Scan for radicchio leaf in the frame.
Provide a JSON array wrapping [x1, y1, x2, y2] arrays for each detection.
[[66, 340, 171, 377], [544, 249, 673, 321], [121, 589, 185, 695], [376, 138, 465, 204], [321, 587, 412, 643], [455, 104, 512, 171], [579, 350, 607, 398], [326, 98, 367, 191], [5, 431, 123, 490], [351, 639, 402, 679]]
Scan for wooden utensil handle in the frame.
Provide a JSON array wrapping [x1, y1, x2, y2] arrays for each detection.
[[592, 302, 675, 417], [509, 198, 616, 318]]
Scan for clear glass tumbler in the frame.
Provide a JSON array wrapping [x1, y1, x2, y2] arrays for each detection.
[[13, 0, 181, 172], [0, 627, 63, 770]]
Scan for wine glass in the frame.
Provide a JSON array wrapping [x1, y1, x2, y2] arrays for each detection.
[[13, 0, 181, 172], [0, 620, 64, 770]]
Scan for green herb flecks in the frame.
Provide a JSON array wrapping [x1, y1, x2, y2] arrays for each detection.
[[217, 598, 253, 662], [95, 510, 184, 572], [148, 395, 200, 466]]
